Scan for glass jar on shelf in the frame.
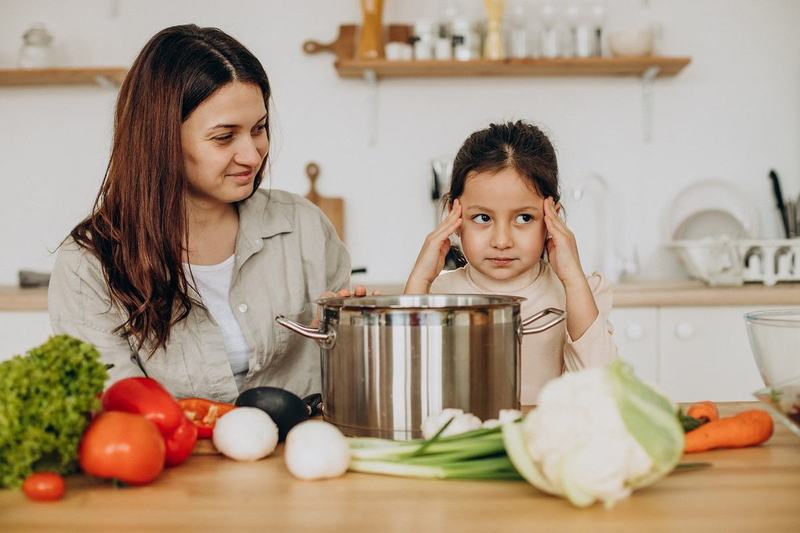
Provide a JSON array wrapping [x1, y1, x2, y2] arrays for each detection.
[[452, 18, 480, 61], [508, 0, 529, 59], [17, 23, 55, 68]]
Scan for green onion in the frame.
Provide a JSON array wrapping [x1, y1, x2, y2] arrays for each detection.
[[347, 418, 522, 481]]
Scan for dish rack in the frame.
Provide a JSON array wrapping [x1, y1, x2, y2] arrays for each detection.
[[668, 238, 800, 286]]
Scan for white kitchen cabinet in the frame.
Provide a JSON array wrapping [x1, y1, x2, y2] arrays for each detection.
[[609, 307, 659, 385], [0, 312, 52, 362], [658, 306, 767, 403]]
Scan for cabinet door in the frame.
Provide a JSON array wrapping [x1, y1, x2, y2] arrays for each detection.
[[0, 312, 52, 362], [658, 306, 766, 402], [609, 307, 659, 384]]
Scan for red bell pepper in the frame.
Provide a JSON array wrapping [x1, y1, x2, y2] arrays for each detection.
[[102, 377, 197, 467], [178, 398, 235, 439]]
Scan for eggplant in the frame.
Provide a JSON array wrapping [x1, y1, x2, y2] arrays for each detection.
[[235, 387, 310, 442]]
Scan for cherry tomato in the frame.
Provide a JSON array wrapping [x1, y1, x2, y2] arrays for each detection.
[[22, 472, 66, 502], [79, 411, 165, 485]]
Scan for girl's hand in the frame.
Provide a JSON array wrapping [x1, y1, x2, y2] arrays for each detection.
[[404, 200, 463, 294], [543, 197, 585, 289]]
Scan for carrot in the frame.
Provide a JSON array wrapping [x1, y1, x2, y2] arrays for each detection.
[[686, 401, 720, 423], [684, 410, 774, 453]]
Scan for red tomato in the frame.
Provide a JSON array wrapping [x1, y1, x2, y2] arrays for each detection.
[[79, 411, 165, 485], [22, 472, 66, 502]]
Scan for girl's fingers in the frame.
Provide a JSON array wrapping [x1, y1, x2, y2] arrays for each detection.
[[429, 215, 462, 245], [545, 235, 556, 256], [353, 285, 367, 297]]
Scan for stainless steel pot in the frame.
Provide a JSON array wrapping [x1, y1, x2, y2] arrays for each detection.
[[276, 294, 564, 439]]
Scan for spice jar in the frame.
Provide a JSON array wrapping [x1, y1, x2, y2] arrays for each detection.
[[18, 23, 55, 68], [452, 18, 479, 61], [411, 20, 435, 60]]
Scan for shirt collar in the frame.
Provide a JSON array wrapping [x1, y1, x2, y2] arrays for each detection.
[[237, 188, 293, 241]]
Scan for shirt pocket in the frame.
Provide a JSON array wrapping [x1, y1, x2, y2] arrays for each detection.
[[136, 341, 196, 398]]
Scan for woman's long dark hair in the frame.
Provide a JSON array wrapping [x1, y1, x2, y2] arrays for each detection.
[[69, 25, 271, 353], [445, 120, 561, 266]]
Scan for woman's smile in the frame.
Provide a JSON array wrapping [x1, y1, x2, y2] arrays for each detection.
[[226, 169, 255, 184]]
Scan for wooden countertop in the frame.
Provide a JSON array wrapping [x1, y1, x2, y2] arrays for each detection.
[[0, 286, 48, 312], [611, 280, 800, 307], [4, 281, 800, 312], [1, 403, 798, 532]]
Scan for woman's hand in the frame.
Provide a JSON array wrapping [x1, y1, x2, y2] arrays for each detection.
[[319, 286, 370, 299], [404, 200, 463, 294], [543, 197, 585, 288], [312, 286, 377, 327]]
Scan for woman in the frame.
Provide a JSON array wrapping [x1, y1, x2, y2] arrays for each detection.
[[49, 25, 356, 402]]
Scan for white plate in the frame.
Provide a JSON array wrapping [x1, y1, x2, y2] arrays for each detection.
[[668, 179, 759, 240]]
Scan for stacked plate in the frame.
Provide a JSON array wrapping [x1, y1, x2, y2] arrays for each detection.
[[667, 179, 759, 286]]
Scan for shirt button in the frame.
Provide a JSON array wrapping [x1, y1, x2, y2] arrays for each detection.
[[238, 303, 248, 313]]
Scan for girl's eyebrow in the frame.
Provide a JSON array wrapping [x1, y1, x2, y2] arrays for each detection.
[[465, 205, 541, 213], [208, 113, 268, 131], [465, 204, 494, 213]]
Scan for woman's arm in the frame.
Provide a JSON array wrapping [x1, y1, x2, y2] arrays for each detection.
[[48, 245, 145, 384]]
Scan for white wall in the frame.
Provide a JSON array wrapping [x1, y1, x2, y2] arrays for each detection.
[[1, 0, 798, 286]]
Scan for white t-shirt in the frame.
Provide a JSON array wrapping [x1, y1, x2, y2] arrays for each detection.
[[185, 255, 252, 390]]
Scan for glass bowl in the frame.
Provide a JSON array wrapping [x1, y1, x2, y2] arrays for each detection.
[[745, 308, 800, 436]]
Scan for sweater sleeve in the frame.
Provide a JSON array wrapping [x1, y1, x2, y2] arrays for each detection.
[[562, 272, 618, 372]]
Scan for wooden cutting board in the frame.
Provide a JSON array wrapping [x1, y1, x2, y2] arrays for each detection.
[[305, 162, 345, 242]]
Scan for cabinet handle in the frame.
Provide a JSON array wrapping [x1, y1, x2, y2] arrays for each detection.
[[674, 322, 694, 339], [625, 323, 645, 340]]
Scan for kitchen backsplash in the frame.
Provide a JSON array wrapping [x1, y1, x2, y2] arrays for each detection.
[[0, 0, 798, 285]]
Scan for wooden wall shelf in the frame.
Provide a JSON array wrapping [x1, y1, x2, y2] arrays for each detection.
[[0, 67, 127, 87], [334, 56, 691, 79], [305, 25, 691, 80]]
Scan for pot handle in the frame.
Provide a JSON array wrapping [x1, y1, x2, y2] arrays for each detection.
[[275, 316, 336, 349], [521, 307, 566, 335]]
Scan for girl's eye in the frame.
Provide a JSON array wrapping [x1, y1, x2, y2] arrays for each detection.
[[471, 214, 491, 224], [253, 124, 267, 135], [212, 134, 233, 143], [515, 214, 534, 224]]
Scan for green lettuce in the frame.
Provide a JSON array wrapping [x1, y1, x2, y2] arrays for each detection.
[[0, 335, 107, 487]]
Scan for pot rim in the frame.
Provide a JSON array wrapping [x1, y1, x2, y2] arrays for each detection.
[[317, 293, 526, 310]]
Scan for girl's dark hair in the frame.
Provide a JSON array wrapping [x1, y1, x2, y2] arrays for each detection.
[[447, 120, 560, 206], [68, 24, 271, 353], [445, 120, 560, 267]]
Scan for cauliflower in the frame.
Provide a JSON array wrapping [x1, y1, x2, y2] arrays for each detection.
[[421, 408, 482, 439], [503, 360, 684, 508], [482, 409, 523, 429]]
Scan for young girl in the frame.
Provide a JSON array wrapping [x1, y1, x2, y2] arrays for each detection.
[[405, 121, 617, 404]]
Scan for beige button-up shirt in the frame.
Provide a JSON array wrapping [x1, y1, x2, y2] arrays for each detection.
[[48, 189, 351, 403]]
